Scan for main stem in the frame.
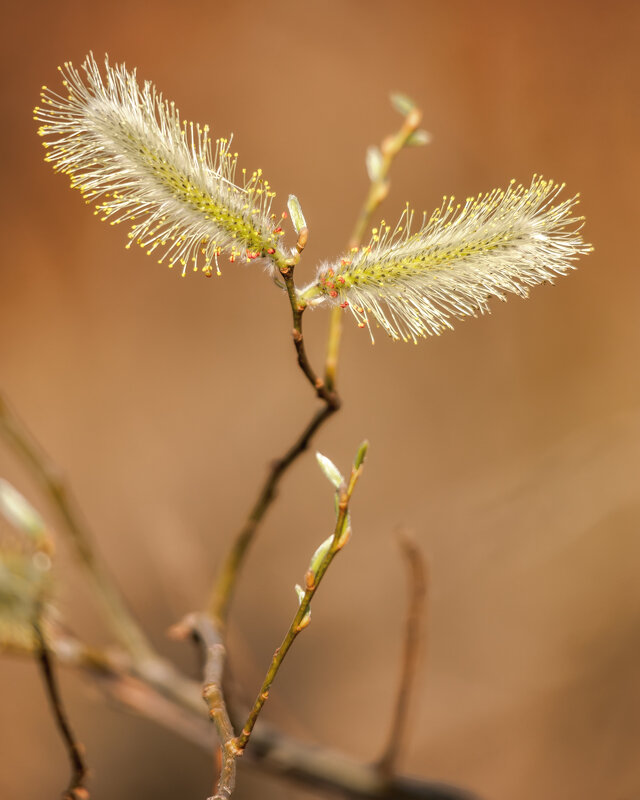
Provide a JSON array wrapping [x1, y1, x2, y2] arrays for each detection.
[[208, 252, 340, 628]]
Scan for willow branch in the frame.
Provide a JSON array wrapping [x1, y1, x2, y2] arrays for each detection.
[[378, 530, 429, 779], [4, 633, 478, 800], [209, 106, 423, 623], [0, 393, 156, 666], [33, 618, 89, 800], [208, 234, 340, 627], [324, 102, 424, 392]]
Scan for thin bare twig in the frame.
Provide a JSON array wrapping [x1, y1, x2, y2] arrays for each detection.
[[207, 401, 337, 626], [0, 393, 156, 666], [378, 530, 429, 779], [33, 618, 89, 800]]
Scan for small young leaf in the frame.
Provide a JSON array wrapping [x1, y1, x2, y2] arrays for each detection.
[[406, 129, 432, 147], [366, 145, 384, 182], [308, 534, 333, 576], [354, 440, 369, 470], [294, 584, 311, 628], [390, 92, 416, 116], [316, 452, 344, 489], [287, 194, 307, 235], [0, 480, 46, 538]]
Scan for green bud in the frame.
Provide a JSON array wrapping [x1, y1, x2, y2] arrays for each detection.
[[390, 92, 416, 116], [308, 534, 333, 576], [294, 584, 306, 605], [287, 194, 307, 235], [316, 452, 344, 489], [366, 145, 383, 181], [406, 129, 432, 147], [354, 440, 369, 470], [0, 480, 46, 540]]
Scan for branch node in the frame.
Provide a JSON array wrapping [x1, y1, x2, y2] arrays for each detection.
[[296, 226, 309, 253]]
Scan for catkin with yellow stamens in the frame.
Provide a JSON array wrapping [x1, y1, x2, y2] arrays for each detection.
[[34, 53, 287, 276], [300, 177, 592, 342]]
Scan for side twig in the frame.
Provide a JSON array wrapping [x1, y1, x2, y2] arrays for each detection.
[[0, 393, 155, 666], [378, 530, 429, 779], [233, 451, 364, 754], [33, 618, 89, 800], [208, 402, 336, 626], [324, 101, 424, 391]]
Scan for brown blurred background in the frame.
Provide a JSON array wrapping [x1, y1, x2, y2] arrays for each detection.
[[1, 1, 639, 798]]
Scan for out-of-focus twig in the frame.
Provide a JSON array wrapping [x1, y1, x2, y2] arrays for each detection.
[[378, 530, 429, 779], [33, 617, 89, 800], [4, 631, 476, 800], [0, 393, 155, 666]]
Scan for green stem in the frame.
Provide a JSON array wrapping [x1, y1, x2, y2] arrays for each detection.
[[323, 106, 423, 391], [233, 463, 362, 753]]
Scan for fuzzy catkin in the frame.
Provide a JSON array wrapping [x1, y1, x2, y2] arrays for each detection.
[[35, 53, 286, 276], [301, 177, 591, 342]]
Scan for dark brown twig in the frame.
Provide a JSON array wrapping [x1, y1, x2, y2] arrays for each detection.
[[378, 530, 429, 779], [33, 618, 89, 800], [207, 401, 337, 626]]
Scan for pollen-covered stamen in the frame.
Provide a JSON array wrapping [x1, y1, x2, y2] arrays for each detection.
[[300, 176, 591, 343], [34, 53, 287, 276]]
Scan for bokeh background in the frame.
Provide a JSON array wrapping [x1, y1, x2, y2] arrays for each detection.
[[1, 1, 639, 798]]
